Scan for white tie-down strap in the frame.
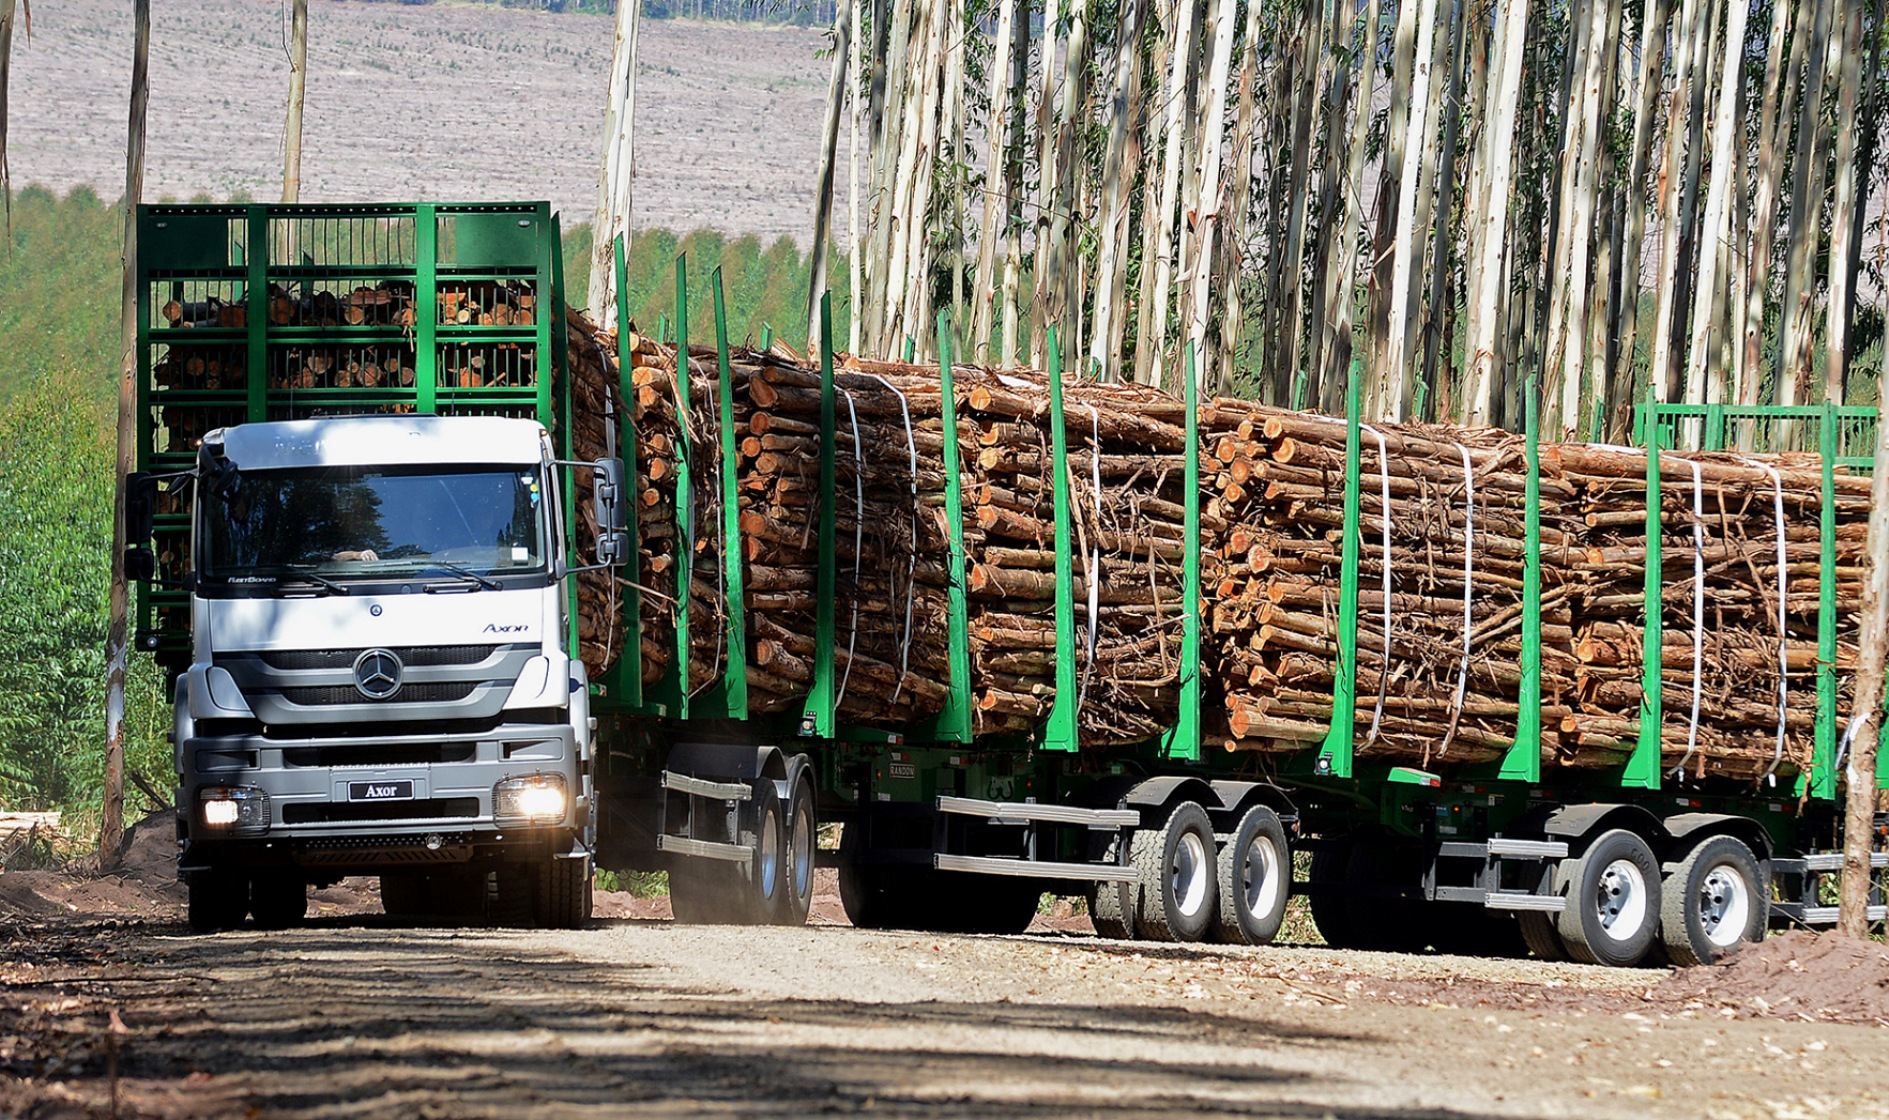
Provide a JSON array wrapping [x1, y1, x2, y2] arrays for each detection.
[[1733, 456, 1792, 786], [834, 389, 867, 711], [864, 373, 921, 705], [1437, 442, 1476, 759], [1079, 406, 1104, 711], [1359, 425, 1393, 746], [1667, 456, 1706, 779]]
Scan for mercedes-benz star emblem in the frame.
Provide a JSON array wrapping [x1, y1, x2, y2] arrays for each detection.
[[353, 648, 404, 700]]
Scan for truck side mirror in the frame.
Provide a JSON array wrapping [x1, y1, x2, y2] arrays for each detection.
[[126, 471, 157, 544], [125, 546, 157, 582], [591, 457, 629, 568]]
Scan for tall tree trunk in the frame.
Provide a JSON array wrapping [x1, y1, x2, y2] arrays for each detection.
[[1540, 0, 1594, 430], [1134, 0, 1199, 384], [1821, 0, 1866, 405], [1274, 0, 1326, 408], [1367, 0, 1420, 410], [971, 0, 1022, 361], [1027, 0, 1065, 365], [864, 0, 915, 353], [1778, 0, 1833, 404], [1646, 0, 1703, 402], [1379, 0, 1440, 421], [1680, 0, 1749, 407], [104, 0, 151, 871], [1604, 0, 1669, 426], [808, 1, 854, 345], [1838, 389, 1889, 936], [1739, 0, 1801, 407], [1041, 0, 1092, 365], [1450, 0, 1526, 423], [1323, 0, 1383, 414], [849, 0, 864, 353], [1310, 0, 1362, 405], [282, 0, 308, 204], [1180, 0, 1239, 389], [1220, 0, 1272, 395], [1088, 0, 1146, 379], [1419, 0, 1469, 420], [589, 0, 642, 329], [0, 0, 20, 226]]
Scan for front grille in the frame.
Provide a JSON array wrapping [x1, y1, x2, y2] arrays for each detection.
[[282, 797, 480, 825], [282, 743, 476, 768], [296, 832, 473, 866], [279, 681, 479, 706], [258, 645, 500, 671]]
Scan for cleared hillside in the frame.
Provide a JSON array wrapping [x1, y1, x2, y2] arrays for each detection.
[[5, 0, 839, 244]]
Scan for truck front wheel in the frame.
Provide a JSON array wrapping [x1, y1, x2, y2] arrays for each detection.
[[250, 875, 308, 929], [1659, 836, 1767, 966], [542, 856, 594, 929], [187, 868, 250, 933]]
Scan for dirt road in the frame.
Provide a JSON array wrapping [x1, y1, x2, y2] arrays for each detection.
[[6, 907, 1888, 1120]]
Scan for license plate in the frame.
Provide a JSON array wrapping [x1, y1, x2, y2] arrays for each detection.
[[348, 779, 414, 802]]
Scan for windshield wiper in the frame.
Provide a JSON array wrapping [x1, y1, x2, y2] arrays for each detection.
[[281, 567, 350, 596], [423, 563, 502, 592]]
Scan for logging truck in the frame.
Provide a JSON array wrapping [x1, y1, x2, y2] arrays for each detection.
[[127, 202, 1885, 966]]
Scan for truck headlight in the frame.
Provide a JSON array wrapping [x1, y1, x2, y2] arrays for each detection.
[[199, 786, 269, 834], [494, 773, 567, 826]]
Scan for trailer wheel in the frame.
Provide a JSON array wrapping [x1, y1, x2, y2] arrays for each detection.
[[1306, 838, 1356, 948], [1556, 829, 1661, 967], [1215, 805, 1290, 945], [1659, 836, 1767, 966], [1132, 801, 1217, 943], [1341, 835, 1430, 952], [771, 777, 817, 926], [542, 856, 594, 929], [1517, 912, 1568, 961], [187, 868, 250, 933], [836, 820, 905, 929], [1089, 833, 1137, 940], [745, 784, 788, 924], [249, 875, 308, 929]]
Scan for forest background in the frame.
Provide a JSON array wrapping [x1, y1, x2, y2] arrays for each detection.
[[1, 0, 1886, 833]]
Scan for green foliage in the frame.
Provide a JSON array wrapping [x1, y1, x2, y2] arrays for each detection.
[[0, 186, 124, 410], [562, 222, 852, 355], [0, 367, 170, 826]]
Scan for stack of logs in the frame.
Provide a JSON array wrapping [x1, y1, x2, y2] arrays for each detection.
[[1554, 446, 1868, 781], [1204, 406, 1586, 769], [561, 308, 1868, 775]]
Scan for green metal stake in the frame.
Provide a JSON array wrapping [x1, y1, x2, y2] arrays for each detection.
[[1812, 402, 1841, 799], [244, 208, 270, 423], [612, 235, 645, 710], [800, 293, 839, 738], [1160, 344, 1202, 763], [1041, 326, 1080, 753], [1315, 360, 1364, 779], [1498, 374, 1544, 783], [658, 255, 694, 721], [913, 311, 974, 743], [698, 267, 749, 719], [903, 336, 916, 363], [414, 204, 439, 415], [1624, 390, 1664, 790]]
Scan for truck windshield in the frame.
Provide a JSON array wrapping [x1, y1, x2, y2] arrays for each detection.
[[200, 465, 548, 589]]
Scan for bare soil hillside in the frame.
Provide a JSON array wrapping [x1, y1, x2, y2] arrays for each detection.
[[7, 1, 840, 243]]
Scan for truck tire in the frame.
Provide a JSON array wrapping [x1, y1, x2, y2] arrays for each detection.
[[1659, 835, 1767, 967], [930, 873, 1040, 935], [542, 856, 594, 930], [1341, 835, 1430, 952], [1214, 805, 1290, 945], [770, 776, 817, 927], [187, 868, 250, 933], [249, 875, 308, 929], [744, 783, 787, 924], [836, 820, 919, 930], [1132, 801, 1217, 943], [1089, 834, 1137, 940], [1556, 829, 1661, 967], [487, 865, 542, 928], [1306, 838, 1356, 948], [1517, 912, 1568, 961]]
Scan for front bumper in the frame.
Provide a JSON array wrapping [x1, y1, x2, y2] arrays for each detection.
[[178, 721, 584, 871]]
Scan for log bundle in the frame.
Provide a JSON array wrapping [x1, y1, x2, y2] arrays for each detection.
[[1203, 404, 1586, 768], [561, 309, 1866, 777], [1552, 446, 1869, 782]]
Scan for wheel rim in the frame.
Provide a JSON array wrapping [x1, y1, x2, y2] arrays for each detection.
[[757, 809, 781, 901], [1698, 863, 1753, 948], [1172, 830, 1209, 918], [1593, 857, 1648, 942], [789, 804, 814, 901], [1243, 834, 1283, 919]]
